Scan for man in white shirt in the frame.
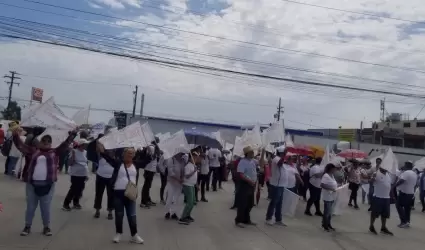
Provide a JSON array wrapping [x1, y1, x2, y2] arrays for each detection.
[[395, 161, 417, 228], [208, 148, 222, 191], [369, 166, 393, 236], [305, 157, 323, 216]]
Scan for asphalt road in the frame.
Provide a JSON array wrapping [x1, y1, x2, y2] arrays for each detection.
[[0, 156, 425, 250]]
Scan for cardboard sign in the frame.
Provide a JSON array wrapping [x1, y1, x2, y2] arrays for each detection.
[[282, 188, 300, 217], [158, 130, 190, 159], [99, 122, 153, 149]]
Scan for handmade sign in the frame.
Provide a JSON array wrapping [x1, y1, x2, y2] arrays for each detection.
[[282, 188, 299, 217], [99, 122, 154, 149], [158, 130, 190, 159], [333, 184, 350, 215]]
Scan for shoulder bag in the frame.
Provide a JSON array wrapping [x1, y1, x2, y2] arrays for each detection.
[[123, 166, 138, 201]]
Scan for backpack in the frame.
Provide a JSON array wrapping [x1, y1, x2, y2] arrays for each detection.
[[1, 138, 12, 156]]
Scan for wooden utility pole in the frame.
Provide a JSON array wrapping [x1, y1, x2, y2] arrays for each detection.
[[4, 71, 20, 108], [132, 85, 138, 118]]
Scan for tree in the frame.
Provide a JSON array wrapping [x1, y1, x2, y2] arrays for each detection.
[[1, 101, 21, 120]]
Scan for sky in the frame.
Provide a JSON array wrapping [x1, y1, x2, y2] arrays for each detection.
[[1, 0, 425, 130]]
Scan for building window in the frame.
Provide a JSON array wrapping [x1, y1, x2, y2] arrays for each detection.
[[403, 122, 411, 128], [417, 122, 425, 127]]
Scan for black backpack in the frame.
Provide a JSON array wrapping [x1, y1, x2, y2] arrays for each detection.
[[1, 138, 12, 156]]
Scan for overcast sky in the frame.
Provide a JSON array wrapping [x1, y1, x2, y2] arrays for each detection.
[[1, 0, 425, 130]]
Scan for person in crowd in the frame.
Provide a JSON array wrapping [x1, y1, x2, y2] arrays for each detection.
[[6, 128, 26, 176], [265, 146, 287, 226], [179, 151, 201, 225], [93, 140, 115, 219], [197, 150, 209, 202], [58, 145, 71, 174], [0, 124, 4, 146], [360, 161, 373, 205], [411, 168, 420, 210], [164, 150, 187, 220], [369, 164, 393, 236], [419, 169, 425, 212], [321, 163, 338, 232], [298, 157, 310, 201], [208, 147, 222, 191], [97, 143, 144, 244], [62, 139, 90, 211], [333, 163, 345, 186], [12, 127, 77, 236], [395, 161, 417, 228], [368, 158, 382, 211], [347, 160, 361, 209], [235, 146, 257, 228], [285, 157, 304, 194], [158, 152, 168, 205], [305, 157, 323, 216], [140, 144, 159, 208], [230, 155, 241, 209]]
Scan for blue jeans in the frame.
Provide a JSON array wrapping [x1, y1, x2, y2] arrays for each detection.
[[25, 182, 55, 227], [114, 190, 138, 236], [322, 200, 334, 228], [6, 156, 19, 175], [266, 186, 284, 222]]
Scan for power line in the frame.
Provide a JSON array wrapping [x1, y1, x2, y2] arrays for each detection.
[[281, 0, 424, 24], [12, 0, 425, 73]]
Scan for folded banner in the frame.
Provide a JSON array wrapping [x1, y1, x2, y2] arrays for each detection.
[[99, 122, 154, 149], [90, 123, 105, 138], [158, 130, 190, 159], [333, 184, 350, 215], [282, 188, 299, 217]]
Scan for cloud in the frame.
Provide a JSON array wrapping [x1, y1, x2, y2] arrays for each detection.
[[3, 0, 425, 129]]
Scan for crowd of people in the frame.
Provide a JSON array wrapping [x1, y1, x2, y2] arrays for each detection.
[[1, 123, 425, 245]]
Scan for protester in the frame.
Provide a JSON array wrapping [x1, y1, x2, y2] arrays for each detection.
[[395, 161, 417, 228], [140, 145, 159, 208], [369, 165, 393, 236], [235, 146, 257, 228], [265, 146, 287, 226], [368, 158, 382, 211], [230, 155, 241, 209], [197, 150, 209, 202], [97, 143, 144, 244], [94, 146, 115, 220], [305, 157, 323, 216], [347, 160, 361, 209], [164, 150, 187, 220], [285, 159, 304, 194], [321, 163, 338, 232], [12, 127, 77, 236], [63, 139, 90, 211], [158, 152, 168, 205], [208, 147, 222, 191], [179, 151, 201, 225], [6, 129, 26, 176], [420, 169, 425, 212]]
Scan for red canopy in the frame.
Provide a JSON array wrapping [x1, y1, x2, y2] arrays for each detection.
[[286, 145, 313, 156], [337, 149, 367, 159]]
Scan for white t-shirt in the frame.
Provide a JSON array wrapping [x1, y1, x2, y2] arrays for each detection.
[[373, 171, 392, 199], [309, 165, 323, 188], [9, 135, 26, 158], [321, 173, 337, 201], [398, 170, 417, 194], [69, 149, 88, 177], [208, 148, 221, 167], [200, 157, 209, 175], [97, 157, 114, 178], [32, 155, 47, 181], [183, 162, 197, 186], [269, 156, 287, 187], [114, 164, 137, 190], [145, 158, 158, 173], [285, 165, 299, 188]]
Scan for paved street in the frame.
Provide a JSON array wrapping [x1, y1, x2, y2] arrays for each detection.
[[0, 156, 425, 250]]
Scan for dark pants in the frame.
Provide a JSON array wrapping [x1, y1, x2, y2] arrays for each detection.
[[64, 176, 86, 206], [232, 179, 239, 207], [91, 162, 98, 174], [235, 182, 255, 224], [368, 184, 375, 207], [349, 182, 360, 206], [420, 191, 425, 211], [211, 167, 221, 191], [266, 185, 284, 221], [306, 184, 322, 214], [94, 175, 114, 211], [206, 168, 213, 191], [396, 191, 414, 224], [58, 152, 69, 173], [322, 200, 334, 228], [4, 156, 10, 175], [266, 181, 272, 199], [114, 190, 137, 236], [160, 171, 168, 201], [299, 173, 309, 200], [198, 174, 208, 199], [141, 170, 155, 204]]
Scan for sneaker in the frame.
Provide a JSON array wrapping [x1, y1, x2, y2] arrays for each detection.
[[322, 225, 330, 232], [348, 203, 353, 207], [160, 200, 166, 205], [165, 213, 171, 220], [139, 203, 150, 209], [235, 222, 245, 228], [113, 234, 121, 243], [20, 226, 31, 236], [178, 218, 190, 225], [148, 201, 156, 206], [244, 221, 257, 226], [274, 221, 287, 227], [62, 205, 71, 211], [43, 227, 52, 236], [380, 228, 394, 236], [265, 220, 274, 226], [171, 214, 178, 220], [131, 234, 144, 244], [398, 223, 409, 228], [73, 204, 82, 210], [186, 216, 195, 223], [304, 211, 313, 216], [107, 212, 113, 220], [328, 225, 336, 231], [369, 226, 377, 235], [94, 210, 100, 218], [315, 212, 323, 216], [200, 198, 208, 202]]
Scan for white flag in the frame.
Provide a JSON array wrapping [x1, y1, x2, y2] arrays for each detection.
[[158, 130, 190, 159]]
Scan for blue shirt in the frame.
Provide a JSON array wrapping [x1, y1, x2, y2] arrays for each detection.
[[237, 158, 257, 182]]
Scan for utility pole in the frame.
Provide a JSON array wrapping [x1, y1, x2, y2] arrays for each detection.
[[276, 97, 284, 121], [132, 85, 138, 118], [380, 98, 385, 122], [4, 71, 21, 108], [140, 93, 145, 116]]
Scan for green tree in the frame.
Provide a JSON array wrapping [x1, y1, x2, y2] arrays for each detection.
[[1, 101, 21, 120]]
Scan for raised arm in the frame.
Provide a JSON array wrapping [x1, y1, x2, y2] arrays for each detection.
[[12, 129, 33, 155], [55, 130, 78, 154]]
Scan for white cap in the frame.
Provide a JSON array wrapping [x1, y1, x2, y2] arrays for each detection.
[[77, 138, 90, 145], [276, 146, 286, 153]]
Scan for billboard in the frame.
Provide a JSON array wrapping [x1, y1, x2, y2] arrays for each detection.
[[31, 87, 43, 102]]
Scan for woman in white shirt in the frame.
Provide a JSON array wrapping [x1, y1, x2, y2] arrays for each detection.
[[62, 139, 89, 211], [93, 148, 115, 220], [98, 143, 144, 244], [179, 151, 201, 225], [320, 163, 338, 232]]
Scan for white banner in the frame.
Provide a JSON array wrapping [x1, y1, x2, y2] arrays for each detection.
[[333, 184, 350, 215], [90, 122, 105, 138], [381, 148, 398, 174], [282, 188, 299, 217], [262, 120, 285, 145], [72, 106, 90, 125], [158, 130, 190, 159], [99, 121, 152, 149], [141, 122, 155, 145]]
